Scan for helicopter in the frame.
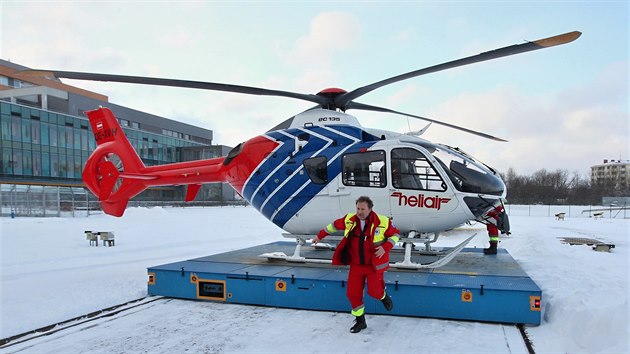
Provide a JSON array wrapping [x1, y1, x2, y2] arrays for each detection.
[[26, 30, 581, 268]]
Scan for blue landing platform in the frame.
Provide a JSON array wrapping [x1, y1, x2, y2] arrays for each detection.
[[147, 241, 542, 325]]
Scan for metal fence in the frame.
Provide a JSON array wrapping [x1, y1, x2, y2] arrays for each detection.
[[1, 184, 90, 217], [504, 203, 629, 219], [0, 183, 247, 218], [1, 183, 627, 218]]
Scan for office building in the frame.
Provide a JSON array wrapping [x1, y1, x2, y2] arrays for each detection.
[[0, 59, 236, 214], [591, 159, 630, 192]]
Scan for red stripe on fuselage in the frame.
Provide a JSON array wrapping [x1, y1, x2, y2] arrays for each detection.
[[223, 135, 279, 195]]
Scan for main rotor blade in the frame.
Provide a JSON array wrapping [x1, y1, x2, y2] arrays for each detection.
[[19, 70, 329, 106], [346, 101, 507, 142], [336, 31, 581, 107]]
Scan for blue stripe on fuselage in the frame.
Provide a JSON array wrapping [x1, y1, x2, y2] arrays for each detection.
[[241, 131, 292, 204], [254, 127, 334, 213], [249, 129, 327, 210], [270, 142, 377, 227], [243, 125, 379, 228]]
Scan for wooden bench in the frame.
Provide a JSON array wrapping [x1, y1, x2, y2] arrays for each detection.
[[555, 212, 566, 220], [85, 231, 98, 246], [98, 232, 115, 246], [593, 243, 615, 252], [593, 212, 604, 219]]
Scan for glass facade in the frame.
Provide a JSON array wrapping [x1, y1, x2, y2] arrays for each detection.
[[0, 102, 208, 185]]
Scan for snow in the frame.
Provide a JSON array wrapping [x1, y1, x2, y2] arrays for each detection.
[[1, 206, 628, 353]]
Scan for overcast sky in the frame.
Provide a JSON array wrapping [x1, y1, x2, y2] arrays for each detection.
[[1, 1, 628, 176]]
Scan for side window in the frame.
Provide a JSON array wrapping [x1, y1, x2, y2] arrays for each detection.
[[303, 156, 328, 184], [342, 150, 386, 188], [391, 148, 446, 191]]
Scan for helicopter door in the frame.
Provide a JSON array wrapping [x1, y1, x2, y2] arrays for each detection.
[[389, 147, 458, 232], [337, 149, 391, 217]]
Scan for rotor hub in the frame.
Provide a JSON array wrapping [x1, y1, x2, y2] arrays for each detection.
[[316, 87, 347, 96], [316, 88, 347, 110]]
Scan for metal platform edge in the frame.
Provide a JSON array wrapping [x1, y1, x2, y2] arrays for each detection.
[[147, 242, 542, 325]]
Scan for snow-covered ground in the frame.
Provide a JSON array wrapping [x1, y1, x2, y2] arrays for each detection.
[[1, 206, 628, 353]]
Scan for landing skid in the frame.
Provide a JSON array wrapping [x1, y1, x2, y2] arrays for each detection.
[[259, 232, 477, 269], [393, 233, 476, 269]]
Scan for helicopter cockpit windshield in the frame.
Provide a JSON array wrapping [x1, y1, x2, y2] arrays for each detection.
[[423, 143, 505, 196]]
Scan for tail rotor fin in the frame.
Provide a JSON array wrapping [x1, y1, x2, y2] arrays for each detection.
[[83, 107, 147, 216], [96, 156, 122, 201], [83, 107, 231, 216]]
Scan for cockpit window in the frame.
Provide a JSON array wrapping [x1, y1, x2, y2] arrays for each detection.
[[342, 150, 386, 188], [391, 148, 446, 191], [431, 145, 504, 196]]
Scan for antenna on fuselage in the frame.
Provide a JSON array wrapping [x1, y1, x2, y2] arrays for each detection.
[[406, 122, 433, 137]]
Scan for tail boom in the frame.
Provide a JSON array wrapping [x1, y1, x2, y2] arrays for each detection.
[[82, 107, 227, 216]]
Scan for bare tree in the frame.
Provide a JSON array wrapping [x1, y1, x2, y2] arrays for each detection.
[[500, 168, 614, 205]]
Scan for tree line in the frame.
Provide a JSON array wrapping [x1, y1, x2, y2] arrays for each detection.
[[499, 168, 628, 205]]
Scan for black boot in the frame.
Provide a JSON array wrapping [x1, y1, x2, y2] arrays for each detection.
[[483, 241, 498, 255], [381, 293, 393, 311], [350, 315, 367, 333]]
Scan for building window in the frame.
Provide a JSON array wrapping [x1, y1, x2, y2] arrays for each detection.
[[141, 138, 149, 159], [81, 130, 88, 150], [23, 151, 33, 175], [4, 77, 33, 89], [58, 125, 66, 147], [42, 152, 50, 176], [1, 148, 11, 174], [1, 114, 11, 140], [88, 131, 96, 150], [11, 116, 21, 142], [49, 124, 57, 147], [66, 155, 74, 178], [51, 153, 59, 177], [152, 139, 158, 160], [12, 150, 23, 175], [74, 128, 81, 150], [21, 119, 31, 142], [59, 154, 67, 178], [74, 155, 81, 178], [31, 120, 41, 144], [65, 126, 73, 147]]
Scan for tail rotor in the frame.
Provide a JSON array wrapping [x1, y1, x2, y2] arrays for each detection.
[[94, 152, 124, 201], [82, 108, 147, 216]]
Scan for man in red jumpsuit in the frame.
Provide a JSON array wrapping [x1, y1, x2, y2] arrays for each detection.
[[312, 196, 400, 333], [483, 204, 508, 255]]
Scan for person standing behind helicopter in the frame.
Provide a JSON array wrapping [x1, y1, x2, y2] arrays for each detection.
[[312, 196, 400, 333], [483, 204, 510, 254]]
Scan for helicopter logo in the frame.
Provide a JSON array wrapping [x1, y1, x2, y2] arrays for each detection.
[[390, 192, 451, 210]]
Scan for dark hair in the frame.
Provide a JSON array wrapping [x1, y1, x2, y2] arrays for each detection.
[[356, 196, 374, 209]]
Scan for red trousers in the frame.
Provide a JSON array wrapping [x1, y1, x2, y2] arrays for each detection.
[[347, 264, 385, 309]]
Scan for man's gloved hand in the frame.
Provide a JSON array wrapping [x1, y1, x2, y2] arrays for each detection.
[[312, 230, 327, 245]]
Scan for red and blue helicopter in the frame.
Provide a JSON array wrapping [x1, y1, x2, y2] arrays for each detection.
[[28, 31, 581, 268]]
